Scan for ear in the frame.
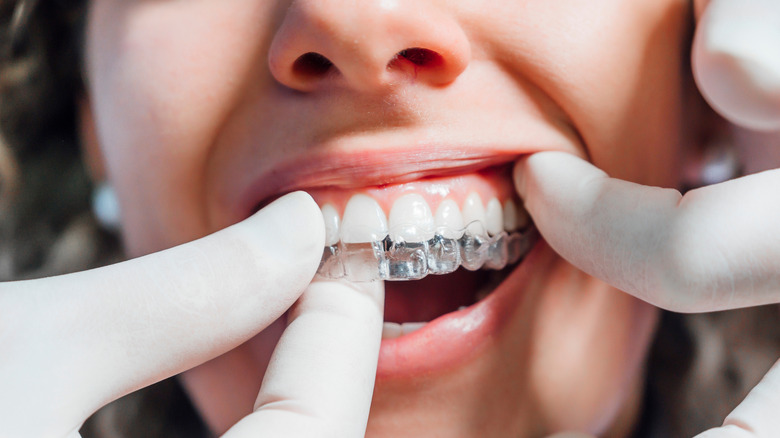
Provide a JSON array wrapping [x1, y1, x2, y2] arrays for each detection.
[[78, 96, 107, 182]]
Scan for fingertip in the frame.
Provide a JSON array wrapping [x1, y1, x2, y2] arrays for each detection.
[[512, 156, 531, 199], [693, 0, 780, 131], [244, 191, 325, 266], [266, 191, 325, 239], [513, 152, 591, 199]]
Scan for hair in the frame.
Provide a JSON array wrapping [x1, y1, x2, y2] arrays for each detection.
[[0, 0, 102, 280], [1, 1, 777, 437], [0, 2, 205, 436]]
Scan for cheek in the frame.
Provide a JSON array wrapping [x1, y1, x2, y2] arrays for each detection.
[[485, 0, 692, 187], [529, 263, 659, 434], [565, 0, 693, 186], [86, 0, 277, 254]]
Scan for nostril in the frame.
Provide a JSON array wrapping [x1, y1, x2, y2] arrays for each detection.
[[293, 52, 334, 77], [395, 48, 443, 68]]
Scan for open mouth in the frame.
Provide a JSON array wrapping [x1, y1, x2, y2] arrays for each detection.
[[305, 164, 538, 357]]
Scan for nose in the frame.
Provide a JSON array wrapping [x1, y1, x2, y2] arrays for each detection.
[[268, 0, 471, 92]]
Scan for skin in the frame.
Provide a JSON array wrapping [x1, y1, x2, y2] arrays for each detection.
[[80, 0, 700, 436]]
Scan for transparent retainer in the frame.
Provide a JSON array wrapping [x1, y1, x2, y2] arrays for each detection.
[[316, 221, 538, 282]]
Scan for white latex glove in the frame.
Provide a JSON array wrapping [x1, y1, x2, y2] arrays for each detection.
[[0, 192, 384, 438], [693, 0, 780, 131], [514, 152, 780, 313]]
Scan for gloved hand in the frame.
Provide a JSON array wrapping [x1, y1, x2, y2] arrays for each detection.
[[0, 192, 384, 438], [515, 0, 780, 435], [513, 151, 780, 313]]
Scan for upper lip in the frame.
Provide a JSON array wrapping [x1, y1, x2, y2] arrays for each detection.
[[232, 101, 585, 217], [238, 137, 580, 217], [241, 145, 522, 214]]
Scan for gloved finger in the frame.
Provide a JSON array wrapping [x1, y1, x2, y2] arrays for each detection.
[[0, 191, 324, 437], [222, 279, 384, 438], [695, 358, 780, 438], [514, 151, 780, 313], [693, 0, 780, 131]]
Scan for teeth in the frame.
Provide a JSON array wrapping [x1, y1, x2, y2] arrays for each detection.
[[381, 322, 428, 339], [462, 192, 487, 234], [434, 199, 465, 239], [321, 204, 340, 246], [485, 198, 504, 236], [382, 322, 403, 339], [389, 194, 435, 243], [503, 199, 518, 231], [341, 194, 388, 243], [401, 322, 427, 335], [315, 192, 537, 281]]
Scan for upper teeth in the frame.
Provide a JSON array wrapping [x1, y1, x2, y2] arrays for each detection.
[[321, 192, 528, 246], [321, 204, 341, 246], [339, 194, 388, 244], [317, 192, 537, 281], [434, 199, 464, 239], [389, 194, 435, 243]]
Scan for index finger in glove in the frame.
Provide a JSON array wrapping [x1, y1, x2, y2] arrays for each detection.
[[0, 192, 324, 436], [223, 279, 384, 438], [514, 152, 780, 312]]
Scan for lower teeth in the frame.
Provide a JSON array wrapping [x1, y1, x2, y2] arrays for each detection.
[[316, 222, 538, 282]]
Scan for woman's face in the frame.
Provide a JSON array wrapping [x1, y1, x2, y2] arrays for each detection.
[[84, 0, 695, 435]]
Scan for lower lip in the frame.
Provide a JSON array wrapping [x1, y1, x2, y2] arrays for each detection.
[[376, 239, 550, 380]]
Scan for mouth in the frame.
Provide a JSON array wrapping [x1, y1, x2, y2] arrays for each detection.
[[293, 161, 541, 379]]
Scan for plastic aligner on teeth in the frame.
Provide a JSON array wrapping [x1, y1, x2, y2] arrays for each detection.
[[316, 222, 538, 282]]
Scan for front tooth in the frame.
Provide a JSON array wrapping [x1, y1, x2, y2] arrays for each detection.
[[462, 192, 487, 234], [485, 198, 504, 236], [434, 199, 465, 239], [321, 204, 340, 246], [503, 199, 518, 231], [341, 194, 388, 243], [389, 194, 435, 243]]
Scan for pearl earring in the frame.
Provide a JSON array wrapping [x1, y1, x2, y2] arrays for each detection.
[[92, 182, 121, 232], [683, 137, 742, 191]]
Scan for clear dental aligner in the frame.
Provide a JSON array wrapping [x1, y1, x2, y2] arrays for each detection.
[[317, 222, 538, 282], [316, 192, 538, 281]]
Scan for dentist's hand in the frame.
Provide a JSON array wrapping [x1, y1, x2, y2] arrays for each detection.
[[0, 192, 384, 438], [513, 152, 780, 313]]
